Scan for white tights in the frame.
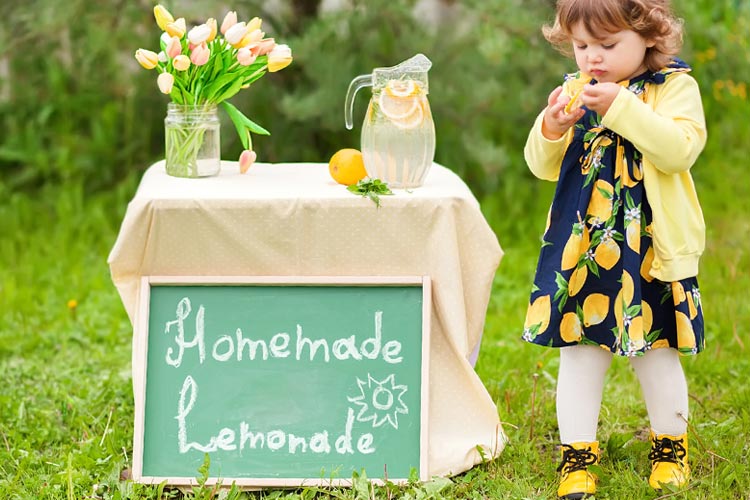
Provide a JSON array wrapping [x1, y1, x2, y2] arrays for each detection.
[[556, 344, 689, 443]]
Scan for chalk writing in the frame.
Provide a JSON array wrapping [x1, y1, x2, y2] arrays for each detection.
[[176, 375, 376, 455], [163, 298, 403, 367]]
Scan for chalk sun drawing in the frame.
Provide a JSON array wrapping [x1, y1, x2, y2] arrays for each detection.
[[347, 373, 408, 429]]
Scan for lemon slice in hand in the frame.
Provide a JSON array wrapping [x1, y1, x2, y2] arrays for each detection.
[[564, 72, 591, 113]]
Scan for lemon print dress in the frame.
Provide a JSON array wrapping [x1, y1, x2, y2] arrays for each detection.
[[523, 60, 705, 357]]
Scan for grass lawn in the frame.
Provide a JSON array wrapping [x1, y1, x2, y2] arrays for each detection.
[[1, 141, 748, 499]]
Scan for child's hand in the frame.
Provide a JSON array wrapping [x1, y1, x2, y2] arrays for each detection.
[[580, 82, 621, 116], [542, 86, 585, 140]]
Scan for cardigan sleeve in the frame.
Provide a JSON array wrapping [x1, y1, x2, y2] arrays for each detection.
[[523, 109, 572, 181], [601, 73, 707, 174]]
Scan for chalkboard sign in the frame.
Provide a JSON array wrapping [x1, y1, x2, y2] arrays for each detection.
[[133, 276, 431, 487]]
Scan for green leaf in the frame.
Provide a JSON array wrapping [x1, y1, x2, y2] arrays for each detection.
[[202, 73, 241, 102], [220, 100, 270, 147], [213, 76, 245, 104], [347, 178, 394, 208]]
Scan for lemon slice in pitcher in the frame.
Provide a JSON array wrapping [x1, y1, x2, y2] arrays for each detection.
[[379, 79, 424, 128], [385, 79, 420, 97], [378, 92, 418, 120]]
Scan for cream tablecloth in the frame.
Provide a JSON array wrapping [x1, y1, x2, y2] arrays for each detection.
[[108, 160, 505, 477]]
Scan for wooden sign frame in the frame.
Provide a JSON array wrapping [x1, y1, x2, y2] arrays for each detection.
[[133, 275, 431, 488]]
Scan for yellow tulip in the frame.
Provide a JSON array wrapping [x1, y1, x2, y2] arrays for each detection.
[[173, 54, 190, 71], [206, 18, 218, 42], [166, 18, 187, 38], [157, 72, 174, 94], [247, 16, 262, 33], [268, 43, 293, 72], [135, 48, 159, 69], [153, 4, 174, 31]]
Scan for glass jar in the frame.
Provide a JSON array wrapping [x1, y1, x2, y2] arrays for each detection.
[[164, 103, 221, 178]]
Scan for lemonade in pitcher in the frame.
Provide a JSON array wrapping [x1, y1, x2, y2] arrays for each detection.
[[345, 54, 436, 188]]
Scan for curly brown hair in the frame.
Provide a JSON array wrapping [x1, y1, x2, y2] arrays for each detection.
[[542, 0, 684, 72]]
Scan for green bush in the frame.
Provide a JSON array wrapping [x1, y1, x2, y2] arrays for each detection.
[[0, 0, 748, 199]]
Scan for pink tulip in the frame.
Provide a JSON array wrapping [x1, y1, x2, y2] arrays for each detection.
[[188, 24, 211, 45], [157, 72, 174, 94], [238, 29, 264, 48], [173, 54, 190, 71], [166, 36, 182, 58], [267, 44, 292, 72], [190, 43, 210, 66], [239, 150, 257, 173], [220, 11, 238, 35], [236, 47, 257, 66], [253, 38, 276, 56]]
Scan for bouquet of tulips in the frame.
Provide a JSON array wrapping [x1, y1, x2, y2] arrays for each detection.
[[135, 5, 293, 174]]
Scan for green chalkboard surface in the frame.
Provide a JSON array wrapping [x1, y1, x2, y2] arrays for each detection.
[[133, 276, 430, 486]]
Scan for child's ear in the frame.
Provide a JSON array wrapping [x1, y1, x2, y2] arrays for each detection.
[[646, 38, 657, 48]]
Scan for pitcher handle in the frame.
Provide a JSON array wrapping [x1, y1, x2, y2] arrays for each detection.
[[344, 74, 373, 130]]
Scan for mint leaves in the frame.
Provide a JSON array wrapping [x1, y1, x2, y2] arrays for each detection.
[[347, 178, 394, 207]]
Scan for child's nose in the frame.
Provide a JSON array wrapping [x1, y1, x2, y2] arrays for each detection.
[[587, 49, 603, 64]]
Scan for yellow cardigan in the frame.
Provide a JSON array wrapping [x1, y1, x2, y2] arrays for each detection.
[[524, 73, 707, 282]]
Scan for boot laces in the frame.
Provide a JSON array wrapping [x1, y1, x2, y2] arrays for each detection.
[[649, 436, 687, 464], [557, 444, 598, 474]]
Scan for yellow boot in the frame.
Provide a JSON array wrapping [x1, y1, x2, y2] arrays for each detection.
[[557, 441, 599, 499], [648, 432, 689, 490]]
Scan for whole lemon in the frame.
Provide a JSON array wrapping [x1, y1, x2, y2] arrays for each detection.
[[328, 148, 367, 186]]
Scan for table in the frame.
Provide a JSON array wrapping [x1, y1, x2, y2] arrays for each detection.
[[108, 160, 505, 478]]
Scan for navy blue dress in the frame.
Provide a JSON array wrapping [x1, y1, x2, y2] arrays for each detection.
[[523, 60, 705, 357]]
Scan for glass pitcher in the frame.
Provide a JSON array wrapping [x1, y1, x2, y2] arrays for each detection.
[[345, 54, 435, 188]]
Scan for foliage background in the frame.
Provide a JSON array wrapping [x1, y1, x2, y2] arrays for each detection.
[[1, 0, 749, 498]]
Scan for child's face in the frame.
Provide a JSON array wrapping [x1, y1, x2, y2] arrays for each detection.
[[570, 22, 655, 83]]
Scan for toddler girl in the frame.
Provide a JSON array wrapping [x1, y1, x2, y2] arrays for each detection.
[[522, 0, 706, 498]]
